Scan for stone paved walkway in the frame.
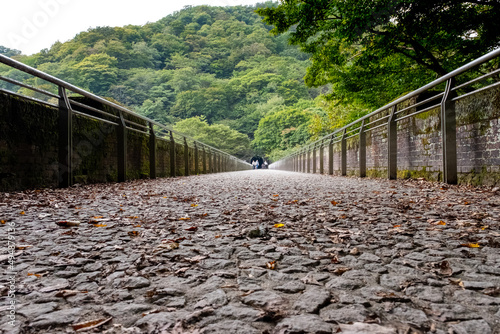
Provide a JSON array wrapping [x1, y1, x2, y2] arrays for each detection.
[[1, 170, 499, 334]]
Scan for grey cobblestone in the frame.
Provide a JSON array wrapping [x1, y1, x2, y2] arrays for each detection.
[[1, 170, 499, 333]]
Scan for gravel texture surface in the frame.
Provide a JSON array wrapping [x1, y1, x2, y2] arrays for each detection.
[[1, 170, 499, 333]]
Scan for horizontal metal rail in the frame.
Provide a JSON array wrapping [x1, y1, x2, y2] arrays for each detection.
[[0, 53, 251, 187], [0, 54, 250, 161], [272, 48, 500, 183]]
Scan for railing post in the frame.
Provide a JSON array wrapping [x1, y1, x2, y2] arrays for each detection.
[[319, 143, 324, 174], [169, 132, 176, 178], [117, 110, 127, 182], [388, 106, 397, 180], [359, 120, 366, 178], [149, 123, 156, 179], [58, 87, 73, 188], [307, 148, 311, 173], [341, 129, 347, 176], [329, 138, 334, 175], [302, 150, 306, 173], [184, 138, 189, 176], [312, 145, 317, 174], [208, 149, 213, 173], [203, 147, 207, 174], [194, 142, 199, 175], [441, 78, 457, 184]]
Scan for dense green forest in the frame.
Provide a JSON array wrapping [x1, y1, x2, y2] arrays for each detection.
[[1, 1, 498, 162], [0, 3, 332, 161]]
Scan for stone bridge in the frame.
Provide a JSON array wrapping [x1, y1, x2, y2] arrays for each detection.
[[0, 50, 500, 334]]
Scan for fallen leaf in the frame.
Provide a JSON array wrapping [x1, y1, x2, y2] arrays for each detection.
[[185, 226, 198, 232], [331, 201, 338, 206], [27, 273, 42, 278], [92, 224, 107, 227], [185, 255, 207, 263], [175, 267, 189, 275], [449, 278, 465, 288], [92, 216, 104, 219], [266, 261, 277, 270], [20, 211, 25, 215], [133, 224, 142, 228], [72, 317, 112, 332], [191, 204, 198, 207], [273, 194, 279, 197], [202, 213, 208, 217], [55, 290, 88, 298], [461, 243, 480, 248], [273, 223, 285, 228], [128, 231, 139, 237], [39, 283, 70, 293], [393, 224, 401, 228], [333, 267, 352, 276], [128, 216, 139, 219], [159, 242, 179, 250], [437, 221, 446, 226], [16, 245, 32, 250], [439, 261, 453, 276], [483, 287, 500, 297], [179, 217, 191, 221], [215, 235, 221, 238], [0, 220, 5, 224]]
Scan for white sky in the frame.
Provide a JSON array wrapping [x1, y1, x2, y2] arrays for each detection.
[[0, 0, 265, 55]]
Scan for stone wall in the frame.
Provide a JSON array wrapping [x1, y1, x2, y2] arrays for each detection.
[[297, 87, 500, 186], [0, 93, 248, 192]]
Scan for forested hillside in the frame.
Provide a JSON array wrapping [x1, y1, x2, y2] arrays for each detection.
[[0, 3, 331, 161]]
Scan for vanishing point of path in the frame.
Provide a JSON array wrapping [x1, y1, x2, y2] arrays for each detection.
[[1, 170, 499, 334]]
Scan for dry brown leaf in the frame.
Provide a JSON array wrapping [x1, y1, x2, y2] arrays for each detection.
[[72, 317, 112, 332], [333, 267, 352, 276], [266, 261, 277, 270], [461, 242, 480, 248], [185, 226, 198, 232], [55, 290, 88, 297]]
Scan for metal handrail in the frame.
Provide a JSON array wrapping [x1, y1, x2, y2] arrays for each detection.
[[305, 48, 499, 150], [273, 48, 500, 184], [0, 54, 250, 165]]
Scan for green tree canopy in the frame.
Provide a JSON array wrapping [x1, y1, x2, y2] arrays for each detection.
[[173, 116, 252, 159], [257, 1, 500, 107]]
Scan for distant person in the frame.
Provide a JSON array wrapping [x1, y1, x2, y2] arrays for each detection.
[[255, 160, 260, 169], [263, 160, 268, 169]]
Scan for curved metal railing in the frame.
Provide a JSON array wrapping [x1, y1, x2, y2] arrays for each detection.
[[271, 48, 500, 184], [0, 54, 251, 187]]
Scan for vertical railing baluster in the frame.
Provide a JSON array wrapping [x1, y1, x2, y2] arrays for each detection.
[[312, 145, 317, 174], [307, 148, 311, 173], [329, 138, 334, 175], [149, 123, 156, 179], [194, 142, 199, 175], [319, 142, 324, 174], [441, 78, 457, 184], [58, 86, 73, 188], [341, 129, 347, 176], [203, 147, 207, 174], [208, 149, 213, 173], [184, 138, 189, 176], [359, 120, 366, 178], [388, 106, 397, 180], [169, 131, 176, 178], [117, 110, 127, 182]]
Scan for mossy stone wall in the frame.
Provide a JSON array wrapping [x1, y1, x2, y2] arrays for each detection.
[[307, 87, 500, 186], [0, 93, 238, 192]]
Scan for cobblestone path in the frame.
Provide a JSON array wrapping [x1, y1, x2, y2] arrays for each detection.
[[1, 170, 499, 334]]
